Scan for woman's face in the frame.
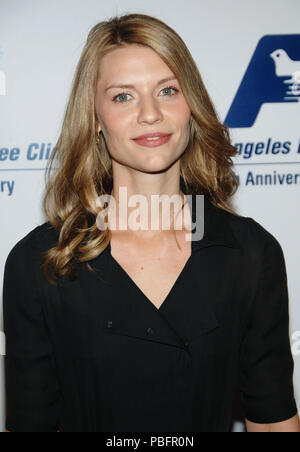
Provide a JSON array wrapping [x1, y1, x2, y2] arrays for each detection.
[[95, 44, 191, 174]]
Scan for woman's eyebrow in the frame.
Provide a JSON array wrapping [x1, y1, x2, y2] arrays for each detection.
[[105, 76, 177, 92]]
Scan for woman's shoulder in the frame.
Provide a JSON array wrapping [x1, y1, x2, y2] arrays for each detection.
[[203, 193, 283, 255], [218, 205, 285, 263], [5, 221, 60, 267], [3, 222, 61, 295]]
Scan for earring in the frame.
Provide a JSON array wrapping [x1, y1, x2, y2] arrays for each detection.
[[96, 130, 101, 144]]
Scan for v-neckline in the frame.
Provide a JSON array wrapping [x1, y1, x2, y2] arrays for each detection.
[[108, 240, 193, 313]]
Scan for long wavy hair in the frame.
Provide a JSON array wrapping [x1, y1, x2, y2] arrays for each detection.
[[42, 12, 240, 284]]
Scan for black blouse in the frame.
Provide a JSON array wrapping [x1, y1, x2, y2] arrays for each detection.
[[3, 186, 298, 432]]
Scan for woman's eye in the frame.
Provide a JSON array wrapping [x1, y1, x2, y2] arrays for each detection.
[[160, 86, 179, 96], [112, 92, 131, 103], [112, 86, 179, 103]]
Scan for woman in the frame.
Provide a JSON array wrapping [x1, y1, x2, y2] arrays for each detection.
[[3, 13, 299, 432]]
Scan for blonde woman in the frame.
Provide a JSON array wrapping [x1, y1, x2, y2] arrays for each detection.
[[3, 13, 299, 432]]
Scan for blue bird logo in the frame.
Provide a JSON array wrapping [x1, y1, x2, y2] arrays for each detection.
[[270, 49, 300, 98], [224, 35, 300, 128]]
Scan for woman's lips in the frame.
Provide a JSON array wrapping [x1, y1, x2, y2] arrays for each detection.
[[132, 134, 172, 147]]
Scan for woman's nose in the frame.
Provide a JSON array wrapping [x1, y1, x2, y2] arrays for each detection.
[[137, 96, 163, 124]]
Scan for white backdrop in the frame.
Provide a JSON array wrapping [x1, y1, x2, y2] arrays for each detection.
[[1, 0, 299, 433]]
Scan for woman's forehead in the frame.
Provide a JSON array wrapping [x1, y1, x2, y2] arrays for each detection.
[[97, 46, 175, 86]]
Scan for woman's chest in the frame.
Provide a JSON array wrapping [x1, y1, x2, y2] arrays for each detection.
[[110, 231, 192, 310], [110, 249, 191, 310]]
